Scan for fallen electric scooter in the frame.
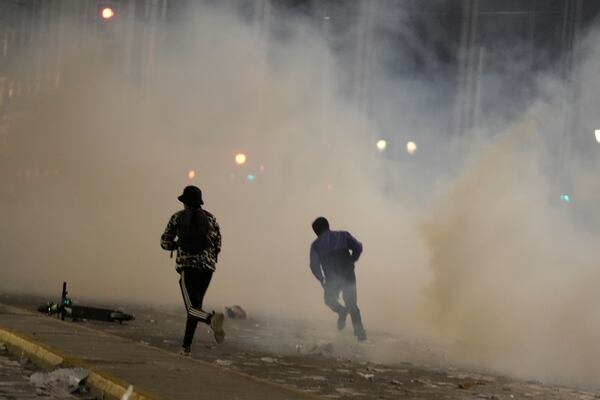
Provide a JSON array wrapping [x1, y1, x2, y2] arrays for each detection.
[[37, 282, 135, 324]]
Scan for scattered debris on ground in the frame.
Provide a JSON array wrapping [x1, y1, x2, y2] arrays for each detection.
[[6, 294, 600, 400], [215, 359, 234, 367]]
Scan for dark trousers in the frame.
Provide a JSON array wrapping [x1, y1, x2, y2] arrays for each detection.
[[179, 268, 213, 348], [323, 269, 365, 335]]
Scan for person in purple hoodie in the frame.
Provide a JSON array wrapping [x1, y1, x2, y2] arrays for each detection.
[[310, 217, 367, 341]]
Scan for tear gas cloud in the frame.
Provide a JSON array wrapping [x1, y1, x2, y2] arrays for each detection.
[[1, 0, 600, 388]]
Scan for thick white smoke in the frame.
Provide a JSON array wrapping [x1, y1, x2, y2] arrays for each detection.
[[1, 1, 599, 388]]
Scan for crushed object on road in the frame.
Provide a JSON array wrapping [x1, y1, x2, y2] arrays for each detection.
[[30, 367, 90, 395]]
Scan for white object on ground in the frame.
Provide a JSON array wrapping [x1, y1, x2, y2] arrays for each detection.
[[357, 372, 375, 381], [121, 384, 134, 400]]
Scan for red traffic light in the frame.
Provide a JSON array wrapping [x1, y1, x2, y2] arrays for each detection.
[[100, 7, 115, 20]]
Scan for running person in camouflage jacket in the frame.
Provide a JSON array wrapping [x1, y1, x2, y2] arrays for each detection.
[[161, 185, 224, 356]]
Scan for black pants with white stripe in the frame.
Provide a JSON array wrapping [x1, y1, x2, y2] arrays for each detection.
[[179, 268, 213, 349]]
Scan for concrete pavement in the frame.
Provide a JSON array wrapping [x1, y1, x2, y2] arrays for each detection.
[[0, 303, 317, 400]]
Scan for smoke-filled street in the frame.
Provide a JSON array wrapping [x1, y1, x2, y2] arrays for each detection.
[[3, 293, 600, 400], [2, 0, 600, 398]]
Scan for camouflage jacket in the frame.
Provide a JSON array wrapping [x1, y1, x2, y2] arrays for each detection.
[[161, 209, 222, 272]]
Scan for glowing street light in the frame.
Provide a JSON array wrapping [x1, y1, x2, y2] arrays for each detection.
[[406, 141, 417, 155], [235, 153, 247, 165], [376, 140, 387, 152], [595, 129, 600, 144], [560, 193, 571, 204], [187, 170, 196, 180], [246, 174, 256, 183], [100, 7, 115, 20]]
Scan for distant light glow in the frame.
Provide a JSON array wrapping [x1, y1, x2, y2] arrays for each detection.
[[595, 129, 600, 144], [235, 153, 247, 165], [259, 165, 265, 172], [376, 140, 387, 152], [406, 141, 417, 154], [187, 170, 196, 180], [101, 7, 115, 20], [327, 183, 333, 190], [560, 194, 571, 204], [246, 174, 256, 182]]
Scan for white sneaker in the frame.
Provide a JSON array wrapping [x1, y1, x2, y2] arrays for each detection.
[[178, 347, 191, 357], [210, 312, 225, 344]]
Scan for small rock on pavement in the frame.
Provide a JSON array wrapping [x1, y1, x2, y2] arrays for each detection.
[[260, 357, 278, 363], [215, 359, 234, 367]]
